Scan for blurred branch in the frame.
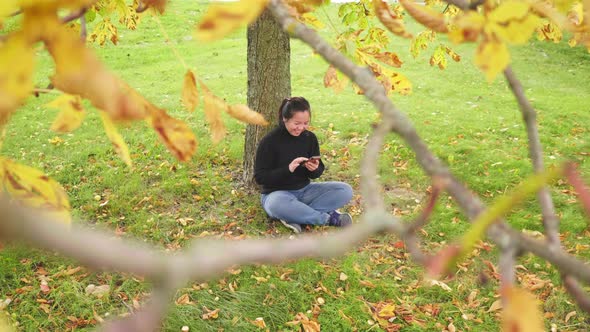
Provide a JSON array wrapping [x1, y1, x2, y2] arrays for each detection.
[[504, 66, 560, 247], [499, 245, 517, 293], [61, 8, 88, 24], [80, 14, 87, 41], [501, 66, 590, 313]]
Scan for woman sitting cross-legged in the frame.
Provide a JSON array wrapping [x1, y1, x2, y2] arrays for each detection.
[[254, 96, 353, 233]]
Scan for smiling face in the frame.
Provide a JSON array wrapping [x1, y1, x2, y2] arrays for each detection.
[[284, 110, 310, 137]]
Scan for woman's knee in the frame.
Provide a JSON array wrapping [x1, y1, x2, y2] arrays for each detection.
[[331, 182, 353, 202]]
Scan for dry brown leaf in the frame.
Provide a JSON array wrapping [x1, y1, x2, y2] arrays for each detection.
[[565, 310, 576, 323], [182, 70, 199, 112], [202, 308, 220, 320], [373, 0, 413, 38], [487, 299, 502, 312], [399, 0, 448, 33], [148, 107, 198, 161], [226, 104, 268, 126], [203, 93, 227, 143]]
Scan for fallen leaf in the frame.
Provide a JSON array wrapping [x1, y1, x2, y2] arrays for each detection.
[[202, 308, 220, 320], [565, 310, 576, 323]]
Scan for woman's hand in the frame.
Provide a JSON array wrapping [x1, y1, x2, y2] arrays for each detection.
[[289, 157, 309, 173], [303, 158, 319, 172]]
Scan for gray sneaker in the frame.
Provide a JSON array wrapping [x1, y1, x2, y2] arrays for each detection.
[[327, 210, 352, 227], [279, 219, 302, 234]]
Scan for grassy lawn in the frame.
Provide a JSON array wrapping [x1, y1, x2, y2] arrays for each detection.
[[1, 1, 590, 331]]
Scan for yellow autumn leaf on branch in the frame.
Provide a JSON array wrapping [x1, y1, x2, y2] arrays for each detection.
[[42, 17, 147, 121], [203, 93, 227, 144], [195, 0, 269, 41], [0, 1, 19, 27], [399, 0, 449, 33], [475, 38, 510, 81], [487, 1, 540, 44], [47, 94, 86, 133], [100, 112, 132, 167], [501, 287, 544, 332], [226, 104, 268, 126], [0, 157, 71, 224], [536, 21, 563, 42], [0, 33, 35, 126], [148, 107, 198, 161], [182, 70, 199, 112], [373, 0, 413, 38], [19, 0, 95, 10]]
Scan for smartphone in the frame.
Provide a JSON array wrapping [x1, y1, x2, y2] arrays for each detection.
[[302, 156, 321, 164]]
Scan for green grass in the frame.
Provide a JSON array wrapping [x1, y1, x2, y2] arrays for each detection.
[[2, 1, 590, 331]]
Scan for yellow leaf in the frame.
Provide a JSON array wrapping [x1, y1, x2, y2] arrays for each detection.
[[182, 70, 199, 112], [536, 21, 563, 43], [475, 39, 510, 82], [203, 93, 227, 144], [553, 0, 578, 12], [410, 30, 435, 58], [202, 308, 220, 320], [195, 0, 269, 41], [373, 0, 413, 38], [487, 2, 540, 44], [378, 304, 396, 317], [250, 317, 266, 329], [0, 1, 19, 26], [19, 0, 95, 10], [99, 112, 132, 167], [399, 0, 449, 33], [449, 12, 485, 43], [44, 21, 147, 121], [430, 45, 448, 69], [373, 51, 403, 67], [148, 107, 198, 161], [47, 94, 85, 132], [0, 33, 35, 126], [0, 157, 71, 224], [501, 287, 544, 332], [0, 311, 14, 332], [300, 12, 325, 29], [226, 104, 268, 126]]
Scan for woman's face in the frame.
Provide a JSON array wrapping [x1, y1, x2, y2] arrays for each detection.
[[284, 111, 310, 137]]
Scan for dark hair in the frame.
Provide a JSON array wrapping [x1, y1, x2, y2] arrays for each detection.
[[277, 97, 311, 127]]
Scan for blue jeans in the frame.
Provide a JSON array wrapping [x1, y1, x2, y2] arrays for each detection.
[[261, 182, 353, 225]]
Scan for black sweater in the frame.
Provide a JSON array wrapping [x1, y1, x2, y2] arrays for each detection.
[[254, 126, 325, 194]]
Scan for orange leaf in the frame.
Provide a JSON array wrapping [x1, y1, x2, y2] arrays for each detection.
[[323, 65, 348, 93], [399, 0, 448, 33], [203, 93, 227, 143], [373, 51, 403, 67], [226, 104, 268, 126], [100, 112, 132, 167], [0, 158, 71, 224], [373, 0, 413, 38], [47, 94, 86, 132], [501, 287, 544, 332], [250, 317, 266, 329], [182, 70, 199, 112], [195, 0, 269, 41], [44, 19, 147, 121], [148, 108, 198, 162]]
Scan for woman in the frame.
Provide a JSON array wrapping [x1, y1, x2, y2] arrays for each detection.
[[254, 97, 353, 233]]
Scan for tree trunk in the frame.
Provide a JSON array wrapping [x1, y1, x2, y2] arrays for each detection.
[[243, 8, 291, 187]]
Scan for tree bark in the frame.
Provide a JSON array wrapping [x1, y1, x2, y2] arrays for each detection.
[[242, 8, 291, 187]]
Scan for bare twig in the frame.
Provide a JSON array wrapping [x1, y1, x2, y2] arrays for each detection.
[[563, 275, 590, 314], [407, 177, 445, 233], [565, 163, 590, 218], [61, 8, 88, 24]]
